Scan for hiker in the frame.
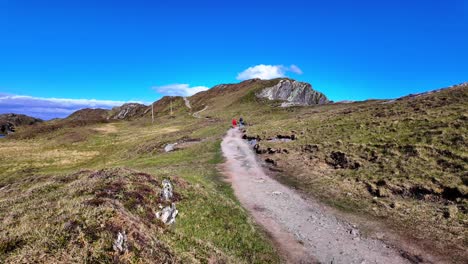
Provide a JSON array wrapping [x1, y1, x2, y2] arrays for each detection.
[[232, 118, 237, 128], [239, 117, 245, 128]]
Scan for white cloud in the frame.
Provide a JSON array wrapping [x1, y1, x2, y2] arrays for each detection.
[[236, 64, 303, 80], [0, 94, 144, 120], [153, 84, 209, 96], [289, 64, 303, 74]]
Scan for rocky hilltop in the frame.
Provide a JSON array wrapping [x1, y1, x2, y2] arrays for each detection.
[[256, 79, 329, 106], [0, 113, 43, 135], [0, 113, 43, 126], [109, 103, 147, 120], [66, 108, 109, 121]]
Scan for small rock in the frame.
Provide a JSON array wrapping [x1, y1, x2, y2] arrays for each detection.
[[164, 143, 177, 152], [156, 203, 179, 225], [161, 179, 173, 201], [113, 231, 128, 253], [272, 191, 282, 195], [350, 228, 359, 237]]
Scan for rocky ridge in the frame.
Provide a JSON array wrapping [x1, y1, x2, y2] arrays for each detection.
[[256, 79, 329, 106]]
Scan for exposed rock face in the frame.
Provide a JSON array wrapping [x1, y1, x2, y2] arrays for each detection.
[[0, 122, 15, 135], [110, 103, 147, 120], [0, 113, 42, 126], [256, 79, 329, 106], [0, 113, 43, 135]]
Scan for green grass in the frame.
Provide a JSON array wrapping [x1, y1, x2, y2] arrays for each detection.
[[0, 115, 279, 263], [2, 80, 467, 263], [242, 85, 468, 261]]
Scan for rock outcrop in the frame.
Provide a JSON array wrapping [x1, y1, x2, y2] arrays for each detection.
[[161, 179, 173, 201], [0, 113, 42, 126], [109, 103, 147, 120], [0, 113, 43, 135], [156, 203, 178, 225], [256, 79, 329, 106]]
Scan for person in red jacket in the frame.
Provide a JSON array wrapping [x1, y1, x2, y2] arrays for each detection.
[[232, 118, 237, 128]]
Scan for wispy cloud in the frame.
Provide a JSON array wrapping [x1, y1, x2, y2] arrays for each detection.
[[236, 64, 303, 80], [0, 94, 143, 120], [289, 64, 303, 74], [153, 84, 209, 96]]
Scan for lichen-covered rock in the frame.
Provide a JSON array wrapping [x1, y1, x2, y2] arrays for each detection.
[[113, 231, 128, 253], [256, 79, 329, 106], [156, 203, 178, 225], [161, 179, 173, 201]]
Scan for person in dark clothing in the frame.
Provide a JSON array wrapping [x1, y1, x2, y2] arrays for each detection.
[[239, 117, 245, 128]]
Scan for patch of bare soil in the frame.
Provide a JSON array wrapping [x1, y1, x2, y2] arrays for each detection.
[[221, 128, 431, 264]]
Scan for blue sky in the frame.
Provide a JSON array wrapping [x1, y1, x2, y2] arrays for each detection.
[[1, 0, 467, 119]]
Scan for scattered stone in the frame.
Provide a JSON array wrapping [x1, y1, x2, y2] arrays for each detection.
[[164, 143, 177, 152], [156, 203, 179, 225], [113, 231, 128, 253], [242, 134, 261, 141], [267, 147, 278, 154], [161, 179, 173, 201], [350, 228, 360, 237], [265, 158, 276, 166], [272, 191, 282, 195], [254, 144, 267, 154]]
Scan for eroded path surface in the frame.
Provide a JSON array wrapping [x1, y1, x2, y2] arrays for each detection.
[[221, 128, 410, 264]]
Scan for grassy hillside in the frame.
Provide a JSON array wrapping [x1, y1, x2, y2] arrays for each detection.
[[1, 79, 466, 262], [0, 113, 279, 263], [242, 83, 468, 262]]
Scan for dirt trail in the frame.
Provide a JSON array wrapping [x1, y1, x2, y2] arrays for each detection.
[[192, 105, 208, 118], [221, 128, 411, 264]]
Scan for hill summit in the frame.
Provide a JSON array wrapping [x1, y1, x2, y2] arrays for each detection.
[[256, 79, 329, 106]]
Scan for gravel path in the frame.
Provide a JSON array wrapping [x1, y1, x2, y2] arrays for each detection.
[[221, 128, 411, 264], [192, 105, 208, 118]]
